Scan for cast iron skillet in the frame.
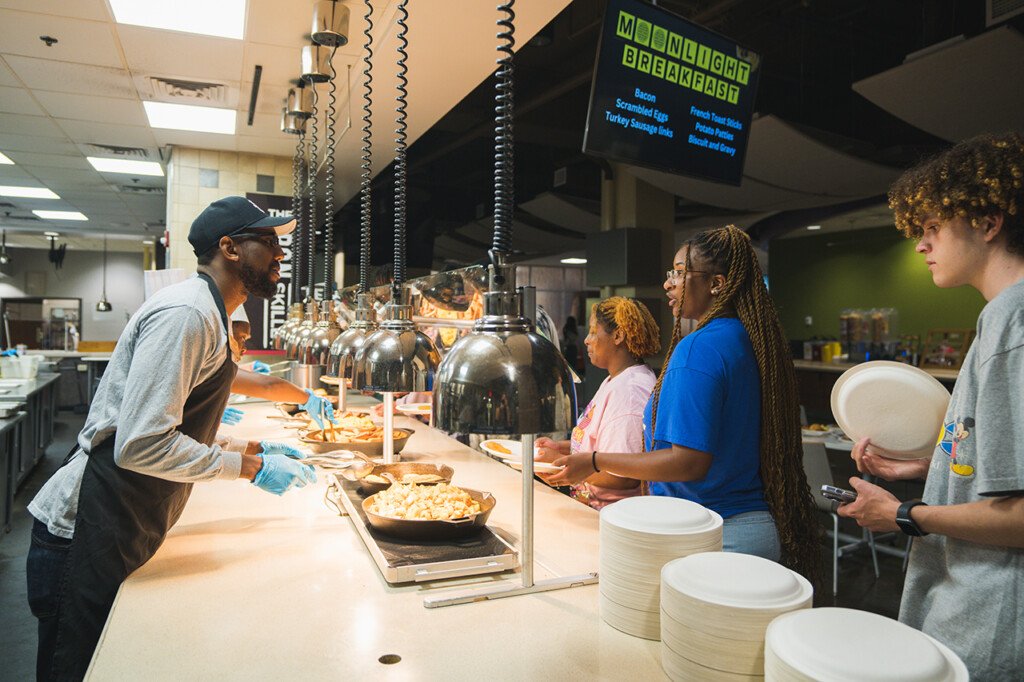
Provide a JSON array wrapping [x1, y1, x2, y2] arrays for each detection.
[[362, 487, 495, 541]]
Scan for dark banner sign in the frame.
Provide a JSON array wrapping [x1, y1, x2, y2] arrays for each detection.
[[244, 192, 294, 350]]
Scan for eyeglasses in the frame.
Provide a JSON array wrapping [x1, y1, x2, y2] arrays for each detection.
[[231, 232, 280, 249], [665, 269, 710, 284]]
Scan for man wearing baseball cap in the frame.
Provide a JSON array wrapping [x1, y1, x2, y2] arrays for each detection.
[[26, 196, 333, 680]]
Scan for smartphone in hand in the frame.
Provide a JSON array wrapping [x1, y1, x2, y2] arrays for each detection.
[[820, 484, 857, 504]]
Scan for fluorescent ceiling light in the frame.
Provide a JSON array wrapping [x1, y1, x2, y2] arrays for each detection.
[[87, 157, 164, 177], [560, 257, 588, 265], [44, 231, 60, 237], [806, 225, 822, 231], [109, 0, 246, 40], [0, 152, 13, 165], [33, 210, 88, 221], [0, 185, 60, 199], [143, 101, 236, 135], [142, 239, 155, 245]]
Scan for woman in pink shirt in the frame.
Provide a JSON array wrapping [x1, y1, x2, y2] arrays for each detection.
[[537, 297, 660, 508]]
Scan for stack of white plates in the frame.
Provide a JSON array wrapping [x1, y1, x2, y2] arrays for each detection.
[[660, 552, 813, 681], [765, 608, 968, 681], [599, 496, 722, 640]]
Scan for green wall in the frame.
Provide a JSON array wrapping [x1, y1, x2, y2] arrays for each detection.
[[769, 226, 985, 342]]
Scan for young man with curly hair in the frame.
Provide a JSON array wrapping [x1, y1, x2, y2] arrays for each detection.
[[838, 132, 1024, 678]]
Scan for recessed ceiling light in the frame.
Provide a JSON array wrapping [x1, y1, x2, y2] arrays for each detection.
[[87, 157, 164, 177], [44, 231, 60, 237], [0, 185, 60, 199], [109, 0, 246, 40], [560, 257, 588, 265], [0, 152, 13, 165], [143, 101, 236, 135], [806, 225, 822, 231], [33, 210, 88, 221]]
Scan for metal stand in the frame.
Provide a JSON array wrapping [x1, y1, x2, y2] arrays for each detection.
[[423, 432, 598, 608], [382, 392, 395, 464]]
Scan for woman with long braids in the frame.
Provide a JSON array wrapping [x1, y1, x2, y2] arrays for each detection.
[[536, 297, 661, 509], [548, 226, 820, 579]]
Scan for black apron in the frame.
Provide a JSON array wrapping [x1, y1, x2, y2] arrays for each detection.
[[49, 273, 237, 681]]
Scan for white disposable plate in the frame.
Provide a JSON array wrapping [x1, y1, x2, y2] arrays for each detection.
[[662, 552, 813, 610], [599, 592, 662, 641], [505, 459, 563, 474], [660, 609, 766, 675], [396, 402, 432, 415], [661, 639, 764, 682], [601, 496, 722, 536], [765, 608, 967, 682], [831, 361, 950, 460]]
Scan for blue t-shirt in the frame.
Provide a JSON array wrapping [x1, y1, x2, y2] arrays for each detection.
[[643, 317, 768, 518]]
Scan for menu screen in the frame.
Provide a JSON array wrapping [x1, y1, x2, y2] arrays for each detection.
[[583, 0, 761, 186]]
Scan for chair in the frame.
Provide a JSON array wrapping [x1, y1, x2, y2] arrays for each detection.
[[802, 441, 880, 596]]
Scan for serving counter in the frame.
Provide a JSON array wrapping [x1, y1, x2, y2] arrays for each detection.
[[86, 401, 666, 680]]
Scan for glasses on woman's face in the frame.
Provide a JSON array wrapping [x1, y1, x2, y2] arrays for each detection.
[[665, 268, 710, 284], [232, 232, 281, 249]]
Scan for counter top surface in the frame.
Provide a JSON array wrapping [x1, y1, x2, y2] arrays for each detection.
[[0, 373, 59, 398], [793, 359, 959, 381], [24, 350, 112, 359], [87, 400, 665, 680]]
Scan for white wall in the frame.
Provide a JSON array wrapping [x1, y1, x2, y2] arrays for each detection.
[[0, 247, 145, 341]]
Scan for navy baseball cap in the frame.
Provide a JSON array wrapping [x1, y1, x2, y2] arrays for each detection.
[[188, 196, 296, 256]]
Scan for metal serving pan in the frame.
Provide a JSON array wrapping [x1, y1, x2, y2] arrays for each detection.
[[300, 427, 413, 456], [362, 488, 496, 541], [353, 462, 454, 495]]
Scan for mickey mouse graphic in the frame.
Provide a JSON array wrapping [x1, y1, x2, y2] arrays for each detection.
[[938, 416, 975, 476]]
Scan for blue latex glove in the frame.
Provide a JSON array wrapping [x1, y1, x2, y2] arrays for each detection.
[[0, 349, 17, 356], [299, 389, 337, 431], [251, 360, 271, 374], [259, 440, 306, 460], [221, 406, 244, 425], [251, 454, 316, 496]]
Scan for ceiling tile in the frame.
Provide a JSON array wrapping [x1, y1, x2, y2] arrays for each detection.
[[0, 112, 65, 137], [4, 55, 135, 97], [153, 129, 239, 152], [0, 132, 78, 154], [0, 164, 33, 180], [243, 42, 304, 95], [0, 9, 123, 68], [117, 25, 244, 83], [4, 151, 90, 169], [0, 85, 44, 115], [0, 0, 110, 22], [53, 119, 158, 148], [33, 91, 148, 126], [0, 58, 18, 86], [21, 165, 100, 183], [246, 0, 315, 48]]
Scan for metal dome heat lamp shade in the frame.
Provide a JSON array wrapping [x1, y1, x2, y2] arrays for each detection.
[[286, 84, 313, 119], [425, 1, 592, 610], [311, 0, 349, 48], [352, 0, 440, 463], [96, 235, 112, 313]]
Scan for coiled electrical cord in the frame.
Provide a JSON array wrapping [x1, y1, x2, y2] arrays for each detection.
[[307, 85, 319, 300], [491, 0, 516, 261], [325, 48, 339, 297], [392, 0, 409, 298], [359, 0, 374, 295], [292, 128, 306, 304]]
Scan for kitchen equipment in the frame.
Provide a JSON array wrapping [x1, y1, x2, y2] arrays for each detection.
[[831, 361, 950, 459], [329, 475, 517, 583], [362, 487, 496, 541], [300, 427, 412, 456], [347, 462, 454, 495]]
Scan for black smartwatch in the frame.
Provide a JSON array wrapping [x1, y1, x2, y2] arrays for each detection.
[[896, 500, 929, 537]]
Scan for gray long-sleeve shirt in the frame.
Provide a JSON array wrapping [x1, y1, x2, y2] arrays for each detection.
[[29, 276, 245, 539]]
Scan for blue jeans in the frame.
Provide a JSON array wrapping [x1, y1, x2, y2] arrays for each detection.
[[26, 517, 73, 682], [722, 510, 781, 562]]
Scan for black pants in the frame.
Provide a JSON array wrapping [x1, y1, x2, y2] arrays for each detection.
[[26, 518, 73, 681]]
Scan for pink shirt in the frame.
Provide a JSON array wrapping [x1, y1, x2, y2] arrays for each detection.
[[569, 363, 656, 509]]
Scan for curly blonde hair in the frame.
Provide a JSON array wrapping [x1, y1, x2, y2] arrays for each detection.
[[888, 132, 1024, 254], [591, 296, 661, 359]]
